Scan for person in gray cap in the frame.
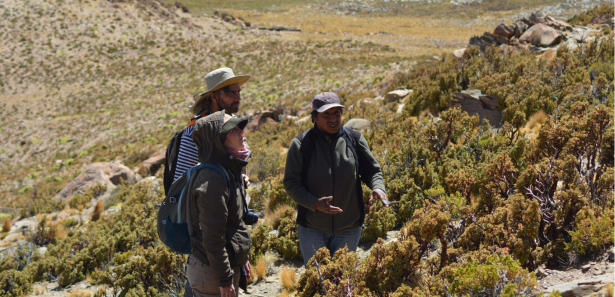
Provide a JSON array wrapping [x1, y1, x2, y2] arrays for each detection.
[[283, 92, 389, 265]]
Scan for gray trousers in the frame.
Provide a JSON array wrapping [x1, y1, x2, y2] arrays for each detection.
[[186, 254, 240, 297]]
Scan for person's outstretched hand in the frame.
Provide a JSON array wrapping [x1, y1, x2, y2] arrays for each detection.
[[314, 196, 343, 214], [369, 189, 389, 207]]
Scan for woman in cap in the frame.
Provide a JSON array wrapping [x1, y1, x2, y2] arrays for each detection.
[[185, 110, 252, 297], [283, 92, 389, 265]]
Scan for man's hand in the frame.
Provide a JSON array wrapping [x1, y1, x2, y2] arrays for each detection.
[[244, 260, 252, 282], [369, 189, 389, 207], [314, 196, 343, 214], [220, 284, 236, 297], [243, 174, 250, 187]]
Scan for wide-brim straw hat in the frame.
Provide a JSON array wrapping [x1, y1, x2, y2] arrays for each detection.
[[192, 67, 250, 114]]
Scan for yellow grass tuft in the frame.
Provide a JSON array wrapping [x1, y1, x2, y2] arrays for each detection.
[[265, 204, 292, 229], [92, 201, 104, 221], [54, 223, 68, 240], [280, 266, 297, 291], [607, 282, 614, 297], [33, 285, 47, 295], [525, 110, 548, 131], [256, 257, 268, 280], [67, 289, 93, 297], [2, 217, 11, 233], [278, 289, 292, 297]]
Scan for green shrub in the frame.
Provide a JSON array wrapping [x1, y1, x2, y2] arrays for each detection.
[[268, 209, 301, 260]]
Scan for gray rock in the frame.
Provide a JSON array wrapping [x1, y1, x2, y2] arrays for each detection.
[[448, 91, 503, 127], [529, 12, 547, 24], [469, 32, 508, 51], [608, 247, 614, 262], [53, 162, 135, 201], [345, 119, 371, 132], [544, 273, 614, 297], [514, 21, 529, 38], [453, 48, 466, 58], [386, 89, 411, 102], [519, 23, 564, 47], [494, 23, 514, 39]]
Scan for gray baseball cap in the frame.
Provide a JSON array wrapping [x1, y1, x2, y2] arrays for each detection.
[[312, 92, 345, 113]]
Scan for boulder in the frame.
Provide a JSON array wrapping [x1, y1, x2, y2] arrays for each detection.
[[344, 119, 371, 132], [448, 90, 503, 127], [544, 16, 573, 31], [513, 21, 529, 38], [519, 23, 564, 47], [494, 23, 514, 39], [138, 148, 166, 176], [386, 89, 411, 102], [245, 112, 277, 132], [469, 32, 508, 51], [544, 273, 614, 297], [529, 12, 547, 24], [53, 162, 135, 201]]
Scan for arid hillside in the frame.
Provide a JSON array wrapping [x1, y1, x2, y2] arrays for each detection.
[[0, 0, 613, 296]]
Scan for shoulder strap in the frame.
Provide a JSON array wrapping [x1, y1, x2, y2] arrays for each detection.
[[177, 163, 230, 223], [295, 129, 316, 187]]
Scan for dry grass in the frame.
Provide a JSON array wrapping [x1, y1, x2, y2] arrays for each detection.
[[607, 282, 614, 297], [1, 217, 11, 233], [256, 257, 268, 280], [92, 201, 104, 221], [54, 223, 68, 240], [280, 266, 297, 291], [265, 204, 293, 228], [278, 289, 293, 297], [66, 289, 93, 297], [32, 285, 47, 295]]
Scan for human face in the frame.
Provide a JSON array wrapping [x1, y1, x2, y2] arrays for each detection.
[[213, 83, 242, 114], [224, 126, 246, 151], [314, 107, 343, 135]]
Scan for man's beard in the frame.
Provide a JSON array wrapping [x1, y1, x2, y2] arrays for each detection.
[[219, 100, 240, 114]]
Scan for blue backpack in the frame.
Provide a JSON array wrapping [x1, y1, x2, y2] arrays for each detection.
[[157, 162, 230, 254]]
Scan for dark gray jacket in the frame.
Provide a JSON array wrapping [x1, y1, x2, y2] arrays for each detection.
[[283, 126, 385, 235], [186, 111, 251, 288]]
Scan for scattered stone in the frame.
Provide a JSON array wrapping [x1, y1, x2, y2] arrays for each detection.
[[494, 23, 514, 39], [536, 265, 550, 278], [396, 103, 405, 114], [259, 26, 301, 32], [344, 119, 371, 132], [53, 162, 135, 201], [174, 1, 189, 13], [138, 148, 166, 176], [519, 23, 564, 47], [544, 273, 614, 297], [582, 264, 592, 272], [386, 89, 411, 102], [453, 48, 466, 58]]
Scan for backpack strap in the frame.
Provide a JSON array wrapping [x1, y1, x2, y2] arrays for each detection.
[[177, 163, 230, 223], [296, 129, 317, 189]]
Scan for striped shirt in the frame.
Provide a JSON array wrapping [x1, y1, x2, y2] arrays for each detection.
[[173, 112, 237, 182], [173, 125, 200, 182]]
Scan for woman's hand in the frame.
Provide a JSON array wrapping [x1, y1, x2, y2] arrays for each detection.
[[243, 174, 250, 187], [220, 284, 236, 297], [369, 189, 389, 207], [314, 196, 343, 214], [244, 260, 252, 282]]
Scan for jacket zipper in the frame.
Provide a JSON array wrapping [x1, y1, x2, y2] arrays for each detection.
[[329, 137, 335, 235]]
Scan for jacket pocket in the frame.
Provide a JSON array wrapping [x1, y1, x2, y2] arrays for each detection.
[[226, 226, 252, 268]]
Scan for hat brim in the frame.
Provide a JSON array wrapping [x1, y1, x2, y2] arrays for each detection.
[[315, 103, 345, 113], [193, 75, 251, 114], [220, 117, 249, 142]]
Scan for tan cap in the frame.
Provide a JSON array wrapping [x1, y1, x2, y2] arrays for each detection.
[[193, 67, 250, 114]]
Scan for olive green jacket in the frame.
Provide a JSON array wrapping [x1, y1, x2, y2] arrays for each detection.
[[283, 126, 386, 235], [186, 111, 251, 288]]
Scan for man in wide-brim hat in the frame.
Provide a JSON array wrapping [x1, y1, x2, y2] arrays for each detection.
[[169, 67, 251, 297], [192, 67, 250, 115]]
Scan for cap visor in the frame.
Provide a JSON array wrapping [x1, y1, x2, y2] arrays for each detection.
[[316, 103, 345, 113]]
